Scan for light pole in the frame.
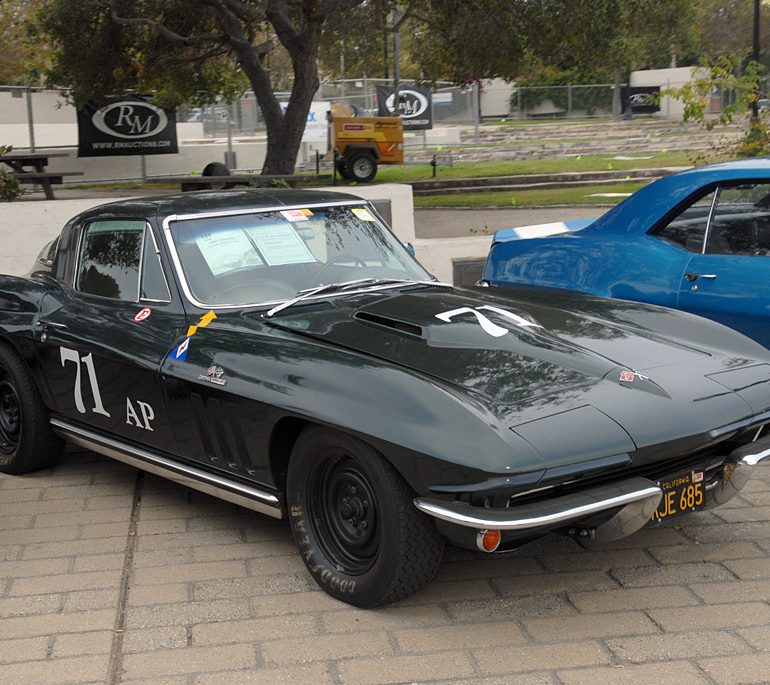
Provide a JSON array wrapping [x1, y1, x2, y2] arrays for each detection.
[[752, 0, 761, 119], [392, 8, 402, 117]]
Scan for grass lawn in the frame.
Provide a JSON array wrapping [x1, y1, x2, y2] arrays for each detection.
[[375, 151, 701, 183], [69, 148, 723, 207], [413, 181, 647, 208]]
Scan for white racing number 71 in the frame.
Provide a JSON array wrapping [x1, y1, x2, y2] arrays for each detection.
[[60, 347, 111, 417]]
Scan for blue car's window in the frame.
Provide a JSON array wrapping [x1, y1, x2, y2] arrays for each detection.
[[653, 189, 716, 252], [706, 183, 770, 257], [170, 204, 430, 306]]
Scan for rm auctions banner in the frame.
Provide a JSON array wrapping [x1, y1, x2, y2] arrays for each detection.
[[376, 86, 433, 131], [620, 86, 660, 114], [77, 96, 178, 157]]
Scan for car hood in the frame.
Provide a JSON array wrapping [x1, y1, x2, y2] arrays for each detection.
[[263, 286, 770, 465]]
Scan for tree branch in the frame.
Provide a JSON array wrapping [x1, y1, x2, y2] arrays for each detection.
[[108, 1, 222, 45], [320, 0, 367, 15], [266, 0, 302, 58], [392, 3, 415, 30], [220, 0, 264, 23]]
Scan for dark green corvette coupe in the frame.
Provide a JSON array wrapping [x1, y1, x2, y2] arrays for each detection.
[[2, 189, 770, 607]]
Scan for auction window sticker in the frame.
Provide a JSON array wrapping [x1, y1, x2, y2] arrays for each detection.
[[352, 207, 376, 221], [245, 221, 316, 266], [194, 225, 263, 276]]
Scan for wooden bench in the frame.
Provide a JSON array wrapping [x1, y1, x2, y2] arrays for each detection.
[[0, 153, 82, 200], [11, 171, 84, 199], [147, 173, 332, 192]]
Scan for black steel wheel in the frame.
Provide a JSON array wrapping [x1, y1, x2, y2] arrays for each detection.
[[0, 377, 21, 455], [201, 161, 232, 189], [0, 343, 61, 474], [346, 152, 377, 183], [335, 160, 353, 180], [287, 426, 443, 607]]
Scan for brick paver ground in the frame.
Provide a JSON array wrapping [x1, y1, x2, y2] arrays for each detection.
[[2, 448, 770, 684]]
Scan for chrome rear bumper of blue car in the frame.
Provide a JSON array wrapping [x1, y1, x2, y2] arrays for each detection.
[[414, 436, 770, 550]]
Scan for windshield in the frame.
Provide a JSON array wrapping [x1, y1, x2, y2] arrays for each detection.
[[169, 203, 431, 306]]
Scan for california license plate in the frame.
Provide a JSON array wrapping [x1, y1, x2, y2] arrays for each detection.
[[650, 470, 705, 523]]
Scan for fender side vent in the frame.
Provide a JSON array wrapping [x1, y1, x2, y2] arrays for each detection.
[[354, 311, 423, 337]]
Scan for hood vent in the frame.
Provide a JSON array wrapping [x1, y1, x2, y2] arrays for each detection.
[[354, 311, 423, 338]]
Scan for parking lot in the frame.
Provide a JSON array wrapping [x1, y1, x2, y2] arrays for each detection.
[[1, 448, 769, 684]]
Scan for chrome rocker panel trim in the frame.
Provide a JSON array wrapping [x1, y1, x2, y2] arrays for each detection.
[[414, 476, 662, 540], [51, 418, 282, 519]]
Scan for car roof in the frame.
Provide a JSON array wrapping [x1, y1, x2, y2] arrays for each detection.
[[73, 188, 365, 223], [585, 157, 770, 236]]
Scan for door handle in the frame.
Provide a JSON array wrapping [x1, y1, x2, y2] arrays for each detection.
[[37, 320, 68, 330], [36, 320, 67, 343], [684, 273, 717, 282]]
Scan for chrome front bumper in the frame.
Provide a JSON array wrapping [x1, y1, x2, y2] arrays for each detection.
[[414, 436, 770, 545]]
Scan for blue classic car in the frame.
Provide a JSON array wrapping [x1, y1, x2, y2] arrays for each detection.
[[483, 159, 770, 347]]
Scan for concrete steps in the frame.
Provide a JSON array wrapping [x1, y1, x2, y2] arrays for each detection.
[[410, 167, 682, 196]]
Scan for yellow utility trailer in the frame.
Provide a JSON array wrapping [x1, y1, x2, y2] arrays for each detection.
[[330, 116, 403, 182]]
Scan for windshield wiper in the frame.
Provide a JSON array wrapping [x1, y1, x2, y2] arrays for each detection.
[[265, 278, 450, 318]]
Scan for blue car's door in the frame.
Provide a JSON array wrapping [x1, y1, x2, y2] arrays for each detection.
[[677, 253, 770, 346], [676, 182, 770, 347]]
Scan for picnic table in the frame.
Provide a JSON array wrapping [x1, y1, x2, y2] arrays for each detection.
[[147, 173, 331, 192], [0, 152, 83, 200]]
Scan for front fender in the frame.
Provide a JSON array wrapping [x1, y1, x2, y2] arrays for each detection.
[[161, 325, 546, 493]]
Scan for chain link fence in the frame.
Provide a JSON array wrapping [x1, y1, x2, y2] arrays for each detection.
[[0, 79, 736, 152], [511, 84, 617, 118], [175, 79, 477, 139]]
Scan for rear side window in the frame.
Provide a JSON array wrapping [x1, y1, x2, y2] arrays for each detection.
[[77, 220, 145, 300], [706, 183, 770, 256], [652, 189, 716, 252]]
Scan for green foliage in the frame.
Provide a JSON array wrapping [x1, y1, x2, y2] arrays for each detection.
[[0, 146, 24, 202], [0, 0, 53, 85], [697, 0, 770, 66], [404, 0, 698, 88], [736, 118, 770, 158], [38, 0, 247, 108], [36, 0, 367, 174], [664, 56, 770, 157]]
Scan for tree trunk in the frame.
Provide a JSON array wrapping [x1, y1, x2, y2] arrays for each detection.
[[260, 51, 320, 175], [226, 12, 322, 175]]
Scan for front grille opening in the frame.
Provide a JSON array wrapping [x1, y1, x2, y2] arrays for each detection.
[[354, 311, 423, 337], [504, 426, 765, 509]]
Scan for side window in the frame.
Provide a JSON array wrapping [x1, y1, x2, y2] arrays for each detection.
[[36, 237, 60, 267], [76, 220, 145, 300], [706, 183, 770, 256], [140, 226, 171, 302], [652, 189, 716, 252]]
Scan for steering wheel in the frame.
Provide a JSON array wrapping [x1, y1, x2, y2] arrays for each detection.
[[214, 279, 294, 303], [314, 253, 367, 279]]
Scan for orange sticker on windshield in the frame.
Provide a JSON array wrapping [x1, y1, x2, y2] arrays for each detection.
[[281, 209, 309, 222]]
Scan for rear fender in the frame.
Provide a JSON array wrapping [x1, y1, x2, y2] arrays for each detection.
[[0, 276, 60, 335], [0, 276, 62, 410]]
